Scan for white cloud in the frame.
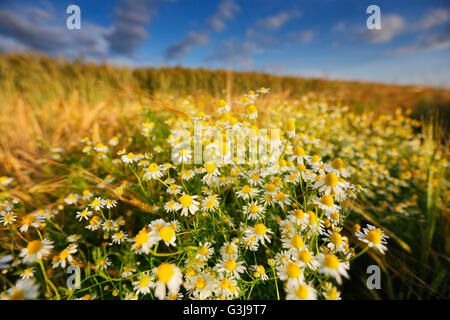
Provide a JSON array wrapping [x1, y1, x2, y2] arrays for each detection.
[[208, 0, 240, 32], [388, 28, 450, 55], [416, 8, 450, 30], [255, 10, 302, 30], [292, 30, 316, 43], [359, 14, 405, 43]]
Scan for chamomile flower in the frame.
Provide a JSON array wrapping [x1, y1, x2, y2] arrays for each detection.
[[314, 195, 340, 215], [326, 158, 350, 177], [181, 169, 195, 180], [1, 279, 39, 300], [89, 197, 106, 211], [285, 281, 317, 300], [0, 211, 16, 225], [133, 272, 153, 295], [314, 172, 346, 196], [247, 170, 264, 186], [19, 214, 42, 232], [236, 185, 259, 200], [195, 242, 214, 262], [20, 239, 54, 264], [318, 253, 349, 284], [244, 223, 273, 247], [217, 258, 246, 279], [0, 176, 14, 187], [105, 199, 117, 209], [86, 215, 103, 231], [20, 267, 34, 279], [175, 148, 193, 164], [187, 273, 214, 300], [76, 209, 92, 221], [282, 234, 305, 252], [132, 228, 157, 254], [323, 282, 341, 300], [121, 266, 136, 278], [243, 200, 265, 220], [355, 225, 389, 254], [325, 230, 348, 253], [274, 191, 292, 209], [96, 257, 111, 270], [201, 195, 220, 212], [64, 193, 79, 205], [289, 147, 311, 165], [81, 189, 93, 200], [112, 231, 128, 244], [152, 221, 177, 247], [295, 248, 320, 270], [52, 244, 77, 268], [177, 193, 200, 216], [277, 261, 304, 283], [220, 242, 239, 259], [164, 200, 180, 213], [144, 163, 163, 180], [153, 263, 183, 300], [252, 265, 269, 280]]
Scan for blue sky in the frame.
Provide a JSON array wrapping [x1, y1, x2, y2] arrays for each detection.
[[0, 0, 449, 87]]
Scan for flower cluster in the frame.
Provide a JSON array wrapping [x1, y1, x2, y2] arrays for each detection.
[[9, 88, 444, 301]]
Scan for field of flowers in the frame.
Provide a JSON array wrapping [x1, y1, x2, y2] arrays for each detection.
[[0, 55, 448, 300]]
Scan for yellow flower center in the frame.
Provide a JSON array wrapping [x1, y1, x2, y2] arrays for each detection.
[[366, 229, 382, 244], [195, 277, 207, 290], [249, 173, 259, 182], [199, 246, 209, 255], [308, 211, 317, 224], [91, 199, 101, 207], [241, 185, 251, 194], [332, 158, 344, 170], [324, 172, 339, 187], [27, 240, 43, 254], [330, 233, 342, 245], [225, 259, 237, 271], [249, 204, 259, 213], [293, 209, 305, 219], [157, 263, 174, 284], [204, 162, 216, 174], [220, 278, 230, 289], [148, 163, 159, 172], [205, 200, 215, 209], [225, 245, 235, 255], [285, 119, 296, 131], [59, 249, 70, 260], [295, 285, 309, 299], [126, 152, 135, 159], [298, 249, 311, 263], [246, 104, 257, 114], [326, 288, 338, 300], [159, 226, 175, 242], [266, 183, 276, 193], [290, 235, 304, 249], [275, 192, 286, 201], [323, 254, 339, 269], [254, 223, 267, 235], [179, 194, 193, 208], [139, 276, 151, 287], [320, 195, 334, 207], [135, 229, 149, 247], [286, 262, 301, 278], [293, 147, 305, 156]]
